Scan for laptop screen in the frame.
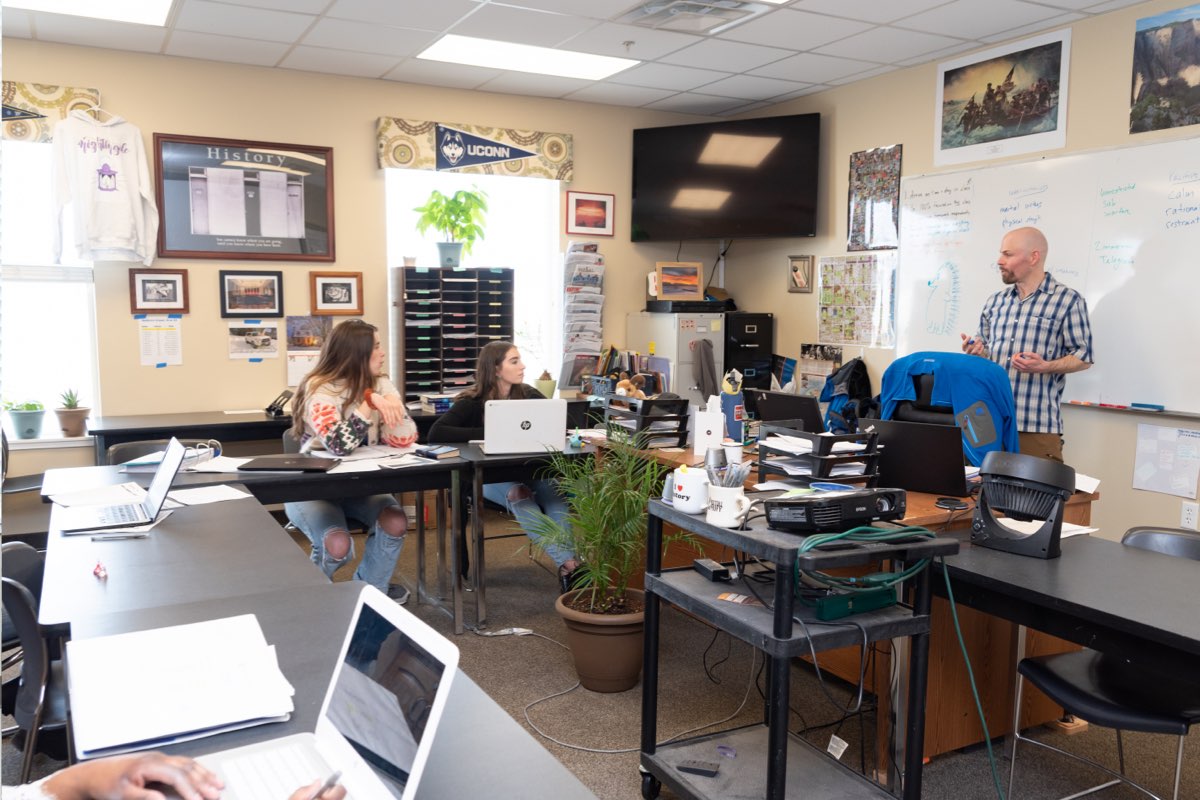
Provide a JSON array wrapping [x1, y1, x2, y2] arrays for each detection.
[[325, 603, 449, 798], [143, 438, 187, 517], [748, 390, 825, 433], [864, 418, 971, 497]]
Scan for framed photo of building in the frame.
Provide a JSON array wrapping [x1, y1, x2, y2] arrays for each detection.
[[655, 261, 705, 301], [310, 271, 362, 315], [565, 191, 615, 237], [129, 268, 189, 313], [219, 270, 284, 318], [788, 255, 814, 294], [154, 133, 335, 261]]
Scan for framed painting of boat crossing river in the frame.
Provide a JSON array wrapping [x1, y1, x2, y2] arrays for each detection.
[[934, 30, 1070, 166]]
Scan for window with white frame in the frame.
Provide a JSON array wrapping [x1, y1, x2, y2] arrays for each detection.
[[384, 169, 562, 380], [1, 139, 101, 439]]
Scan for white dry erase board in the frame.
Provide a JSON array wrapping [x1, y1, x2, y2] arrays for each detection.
[[896, 135, 1200, 414]]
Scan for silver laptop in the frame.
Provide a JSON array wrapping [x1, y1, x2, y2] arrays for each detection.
[[56, 437, 187, 533], [481, 398, 568, 455], [197, 584, 459, 800]]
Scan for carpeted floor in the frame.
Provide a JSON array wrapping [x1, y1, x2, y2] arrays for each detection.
[[5, 502, 1197, 798]]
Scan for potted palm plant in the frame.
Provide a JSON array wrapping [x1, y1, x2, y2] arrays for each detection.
[[413, 187, 488, 267], [4, 399, 46, 440], [54, 389, 91, 437], [527, 428, 697, 692]]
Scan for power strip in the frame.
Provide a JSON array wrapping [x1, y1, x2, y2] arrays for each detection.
[[813, 587, 896, 620]]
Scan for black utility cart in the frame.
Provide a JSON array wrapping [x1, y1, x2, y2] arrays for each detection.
[[639, 497, 958, 800]]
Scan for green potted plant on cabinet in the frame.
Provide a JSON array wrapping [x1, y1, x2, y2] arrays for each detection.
[[413, 187, 488, 268], [3, 399, 46, 440], [54, 388, 91, 438], [526, 429, 698, 692]]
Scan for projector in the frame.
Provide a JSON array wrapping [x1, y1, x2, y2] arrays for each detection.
[[764, 488, 907, 533]]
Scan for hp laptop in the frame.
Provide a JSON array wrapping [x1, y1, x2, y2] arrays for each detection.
[[238, 454, 338, 472], [861, 418, 972, 497], [748, 390, 826, 433], [481, 398, 568, 455], [56, 437, 187, 533], [195, 584, 459, 800]]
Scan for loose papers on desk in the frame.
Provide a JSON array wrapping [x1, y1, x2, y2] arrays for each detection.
[[759, 434, 869, 455], [67, 614, 294, 759]]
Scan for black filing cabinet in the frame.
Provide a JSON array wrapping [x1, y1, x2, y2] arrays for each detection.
[[725, 312, 774, 390]]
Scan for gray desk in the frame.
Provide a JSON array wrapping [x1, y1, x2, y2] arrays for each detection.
[[39, 497, 327, 638], [941, 535, 1200, 677], [70, 580, 597, 799]]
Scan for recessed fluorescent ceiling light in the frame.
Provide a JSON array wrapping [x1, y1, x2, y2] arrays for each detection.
[[672, 188, 731, 211], [5, 0, 174, 25], [418, 35, 638, 81], [698, 133, 782, 168]]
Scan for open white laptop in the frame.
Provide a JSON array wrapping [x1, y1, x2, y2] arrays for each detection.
[[56, 437, 187, 533], [481, 398, 568, 455], [194, 584, 459, 800]]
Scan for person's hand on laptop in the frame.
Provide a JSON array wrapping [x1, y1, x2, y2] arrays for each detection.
[[38, 752, 223, 800], [289, 777, 347, 800]]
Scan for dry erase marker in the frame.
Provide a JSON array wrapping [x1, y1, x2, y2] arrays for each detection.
[[307, 771, 342, 800], [91, 533, 149, 541], [1131, 403, 1165, 411]]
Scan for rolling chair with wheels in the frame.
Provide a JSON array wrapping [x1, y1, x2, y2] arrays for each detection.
[[2, 576, 69, 783], [1008, 527, 1200, 800], [3, 542, 46, 739]]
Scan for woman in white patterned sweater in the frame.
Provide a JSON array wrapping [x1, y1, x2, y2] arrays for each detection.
[[286, 320, 418, 602]]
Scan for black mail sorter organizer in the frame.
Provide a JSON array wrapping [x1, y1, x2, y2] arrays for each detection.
[[639, 498, 958, 800]]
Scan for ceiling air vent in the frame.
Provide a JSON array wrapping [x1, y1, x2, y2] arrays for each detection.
[[617, 0, 776, 34]]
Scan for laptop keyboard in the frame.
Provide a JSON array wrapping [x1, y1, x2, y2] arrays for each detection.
[[219, 741, 331, 800], [97, 503, 142, 525]]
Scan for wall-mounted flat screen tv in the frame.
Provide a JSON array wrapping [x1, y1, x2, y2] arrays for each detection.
[[631, 113, 820, 242]]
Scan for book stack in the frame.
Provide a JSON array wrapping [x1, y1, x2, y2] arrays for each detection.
[[419, 392, 457, 414], [561, 241, 605, 390]]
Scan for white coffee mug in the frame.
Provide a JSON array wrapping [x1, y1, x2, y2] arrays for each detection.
[[723, 442, 744, 466], [670, 467, 710, 515], [706, 484, 750, 528]]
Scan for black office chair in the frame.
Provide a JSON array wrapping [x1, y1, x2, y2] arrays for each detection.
[[2, 576, 69, 782], [104, 438, 219, 465], [892, 373, 957, 426], [1007, 527, 1200, 799], [3, 542, 46, 738]]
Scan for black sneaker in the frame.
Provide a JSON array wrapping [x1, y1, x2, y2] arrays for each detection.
[[558, 565, 586, 595], [387, 583, 410, 605]]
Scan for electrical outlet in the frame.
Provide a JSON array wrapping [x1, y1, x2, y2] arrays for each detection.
[[1182, 501, 1199, 531]]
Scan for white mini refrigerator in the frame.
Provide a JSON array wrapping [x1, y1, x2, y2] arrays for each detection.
[[626, 311, 725, 408]]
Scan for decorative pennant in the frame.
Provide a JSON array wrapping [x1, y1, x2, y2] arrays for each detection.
[[2, 81, 101, 143], [377, 116, 573, 183]]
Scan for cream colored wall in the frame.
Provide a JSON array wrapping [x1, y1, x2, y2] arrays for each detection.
[[7, 1, 1199, 539], [718, 0, 1200, 540], [2, 38, 707, 476]]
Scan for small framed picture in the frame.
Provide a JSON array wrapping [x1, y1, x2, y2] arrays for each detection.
[[565, 191, 615, 237], [219, 270, 284, 318], [310, 271, 363, 315], [129, 268, 189, 314], [656, 261, 705, 301], [788, 255, 814, 294]]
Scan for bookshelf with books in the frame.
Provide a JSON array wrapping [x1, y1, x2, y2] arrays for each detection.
[[394, 266, 514, 404]]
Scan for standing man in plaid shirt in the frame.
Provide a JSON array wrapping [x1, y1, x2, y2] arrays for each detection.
[[961, 226, 1093, 462]]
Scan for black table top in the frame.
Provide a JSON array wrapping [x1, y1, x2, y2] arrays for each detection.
[[69, 580, 597, 799], [39, 497, 327, 637], [943, 535, 1200, 661], [87, 411, 291, 434]]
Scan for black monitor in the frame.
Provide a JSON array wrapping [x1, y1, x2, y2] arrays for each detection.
[[860, 418, 971, 497], [746, 390, 825, 434]]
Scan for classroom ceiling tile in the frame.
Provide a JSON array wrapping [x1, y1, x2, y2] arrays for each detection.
[[174, 0, 316, 44], [165, 31, 290, 66], [900, 0, 1063, 40], [447, 4, 599, 47], [217, 0, 331, 13], [1, 8, 34, 38], [644, 92, 758, 115], [501, 0, 635, 19], [563, 82, 679, 107], [608, 62, 732, 92], [559, 22, 700, 61], [382, 58, 500, 90], [716, 9, 873, 50], [26, 14, 167, 52], [278, 45, 401, 78], [791, 0, 954, 23], [815, 26, 964, 63], [826, 64, 898, 85], [303, 18, 436, 57], [476, 72, 593, 98], [695, 73, 813, 102], [326, 0, 481, 31], [658, 38, 793, 72], [750, 52, 882, 83], [979, 13, 1084, 43]]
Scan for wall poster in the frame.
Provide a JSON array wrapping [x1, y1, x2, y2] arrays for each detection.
[[818, 253, 896, 347]]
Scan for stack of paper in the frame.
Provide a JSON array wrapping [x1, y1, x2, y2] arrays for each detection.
[[561, 242, 605, 379], [67, 615, 294, 759]]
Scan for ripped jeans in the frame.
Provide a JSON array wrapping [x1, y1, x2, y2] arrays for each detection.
[[482, 479, 575, 568], [284, 494, 404, 592]]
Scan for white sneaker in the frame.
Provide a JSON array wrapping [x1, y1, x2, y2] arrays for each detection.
[[387, 583, 410, 605]]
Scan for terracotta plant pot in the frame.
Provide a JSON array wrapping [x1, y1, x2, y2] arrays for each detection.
[[54, 407, 91, 438], [555, 588, 645, 693]]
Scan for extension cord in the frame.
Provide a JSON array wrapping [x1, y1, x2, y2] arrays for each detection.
[[476, 627, 533, 637]]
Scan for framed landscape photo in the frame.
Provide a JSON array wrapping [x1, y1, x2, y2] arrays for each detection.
[[154, 133, 335, 261], [565, 191, 614, 237], [310, 271, 362, 315], [655, 261, 705, 301], [129, 268, 189, 313], [219, 270, 284, 318], [788, 255, 814, 294]]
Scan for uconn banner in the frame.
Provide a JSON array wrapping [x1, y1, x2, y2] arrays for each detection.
[[377, 117, 572, 182]]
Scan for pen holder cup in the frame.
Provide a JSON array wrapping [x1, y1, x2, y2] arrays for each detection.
[[706, 485, 750, 528]]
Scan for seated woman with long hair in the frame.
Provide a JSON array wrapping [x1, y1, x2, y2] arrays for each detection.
[[428, 340, 581, 593], [286, 320, 417, 602]]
